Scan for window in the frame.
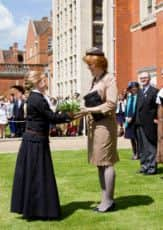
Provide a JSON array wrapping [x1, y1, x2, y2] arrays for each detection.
[[48, 37, 52, 51], [147, 0, 153, 14], [92, 0, 103, 49], [17, 54, 23, 63], [93, 24, 103, 49], [93, 0, 103, 21], [140, 0, 156, 23]]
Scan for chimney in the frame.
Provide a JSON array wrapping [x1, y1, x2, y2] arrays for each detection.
[[13, 42, 18, 49], [42, 16, 48, 21]]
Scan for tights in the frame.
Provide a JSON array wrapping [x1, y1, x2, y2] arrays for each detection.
[[97, 165, 115, 211]]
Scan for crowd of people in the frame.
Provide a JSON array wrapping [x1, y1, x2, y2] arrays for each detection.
[[116, 72, 163, 175], [0, 47, 162, 221], [0, 87, 83, 138]]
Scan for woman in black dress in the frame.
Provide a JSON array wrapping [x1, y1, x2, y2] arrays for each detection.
[[11, 71, 72, 220]]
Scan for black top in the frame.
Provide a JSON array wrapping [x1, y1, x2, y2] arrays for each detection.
[[13, 99, 25, 120], [26, 91, 71, 133]]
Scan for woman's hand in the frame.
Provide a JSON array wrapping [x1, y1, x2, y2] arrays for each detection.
[[66, 112, 74, 119], [72, 107, 89, 120]]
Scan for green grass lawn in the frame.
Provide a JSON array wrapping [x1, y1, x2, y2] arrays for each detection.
[[0, 149, 163, 230]]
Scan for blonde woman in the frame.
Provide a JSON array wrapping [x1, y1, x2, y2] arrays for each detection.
[[81, 47, 119, 212], [11, 71, 73, 220]]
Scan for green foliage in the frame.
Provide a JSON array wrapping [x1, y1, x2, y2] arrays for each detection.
[[0, 150, 163, 229], [56, 100, 80, 112]]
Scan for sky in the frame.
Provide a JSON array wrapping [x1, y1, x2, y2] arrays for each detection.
[[0, 0, 52, 50]]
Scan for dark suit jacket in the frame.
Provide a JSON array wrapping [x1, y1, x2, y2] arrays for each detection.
[[135, 86, 158, 145], [26, 91, 71, 134], [13, 99, 25, 121]]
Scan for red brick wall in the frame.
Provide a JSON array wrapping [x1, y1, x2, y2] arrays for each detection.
[[115, 0, 132, 92], [130, 0, 140, 25], [25, 21, 37, 64], [156, 11, 163, 88], [116, 0, 162, 90], [156, 0, 163, 4], [0, 78, 24, 96], [0, 65, 46, 95], [25, 21, 52, 65], [131, 26, 157, 78], [39, 27, 52, 64]]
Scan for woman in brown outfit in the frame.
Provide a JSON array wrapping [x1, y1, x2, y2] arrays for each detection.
[[81, 47, 119, 212], [156, 88, 163, 165]]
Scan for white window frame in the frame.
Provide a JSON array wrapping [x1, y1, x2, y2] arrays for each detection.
[[140, 0, 156, 26]]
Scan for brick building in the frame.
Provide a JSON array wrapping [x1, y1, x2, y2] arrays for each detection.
[[0, 43, 25, 94], [0, 42, 24, 64], [25, 17, 52, 65], [25, 16, 53, 94], [115, 0, 163, 92]]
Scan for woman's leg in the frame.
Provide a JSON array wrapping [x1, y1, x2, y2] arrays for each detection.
[[2, 125, 6, 138], [0, 125, 3, 138], [97, 165, 116, 211], [131, 138, 138, 159]]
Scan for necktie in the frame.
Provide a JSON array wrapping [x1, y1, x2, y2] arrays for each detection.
[[119, 102, 122, 113], [142, 87, 146, 94]]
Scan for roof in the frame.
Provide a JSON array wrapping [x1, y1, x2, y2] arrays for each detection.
[[2, 50, 24, 60], [33, 20, 50, 35], [3, 50, 11, 59]]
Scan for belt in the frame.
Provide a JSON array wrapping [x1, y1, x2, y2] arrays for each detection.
[[26, 129, 47, 136]]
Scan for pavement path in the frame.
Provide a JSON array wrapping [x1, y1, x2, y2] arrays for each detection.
[[0, 136, 130, 153]]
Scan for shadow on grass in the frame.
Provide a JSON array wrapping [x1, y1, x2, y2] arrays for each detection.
[[157, 167, 163, 174], [14, 196, 154, 221], [61, 201, 94, 219], [114, 195, 154, 210]]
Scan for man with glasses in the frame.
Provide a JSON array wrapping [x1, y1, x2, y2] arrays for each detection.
[[135, 72, 158, 175]]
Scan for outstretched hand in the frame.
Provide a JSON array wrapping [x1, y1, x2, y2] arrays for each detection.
[[72, 108, 89, 120]]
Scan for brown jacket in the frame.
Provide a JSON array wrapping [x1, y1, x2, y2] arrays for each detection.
[[86, 74, 119, 166]]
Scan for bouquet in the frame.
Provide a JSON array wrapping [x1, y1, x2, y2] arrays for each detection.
[[56, 99, 80, 113]]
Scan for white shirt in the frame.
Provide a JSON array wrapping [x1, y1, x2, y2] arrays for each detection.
[[156, 88, 163, 105]]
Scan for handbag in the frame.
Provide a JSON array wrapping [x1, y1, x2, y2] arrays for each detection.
[[83, 90, 105, 121]]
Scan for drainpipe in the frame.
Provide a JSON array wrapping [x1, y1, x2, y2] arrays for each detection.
[[110, 0, 116, 78], [104, 0, 116, 78]]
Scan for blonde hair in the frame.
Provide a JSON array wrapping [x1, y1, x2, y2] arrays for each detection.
[[83, 55, 108, 71], [27, 71, 47, 86]]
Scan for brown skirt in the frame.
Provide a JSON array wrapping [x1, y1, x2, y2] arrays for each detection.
[[87, 115, 119, 166]]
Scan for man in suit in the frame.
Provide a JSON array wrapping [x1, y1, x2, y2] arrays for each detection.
[[135, 72, 158, 175], [11, 85, 25, 137]]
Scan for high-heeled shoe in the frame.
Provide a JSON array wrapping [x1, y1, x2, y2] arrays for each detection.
[[93, 202, 115, 213]]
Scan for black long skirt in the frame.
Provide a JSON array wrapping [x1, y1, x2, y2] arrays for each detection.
[[11, 132, 61, 220]]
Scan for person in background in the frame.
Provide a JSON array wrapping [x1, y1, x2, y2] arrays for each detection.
[[116, 93, 126, 137], [124, 82, 140, 160], [135, 72, 158, 175], [79, 47, 119, 213], [11, 71, 73, 220], [11, 85, 25, 137], [0, 96, 8, 138], [156, 87, 163, 175], [6, 94, 16, 137]]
